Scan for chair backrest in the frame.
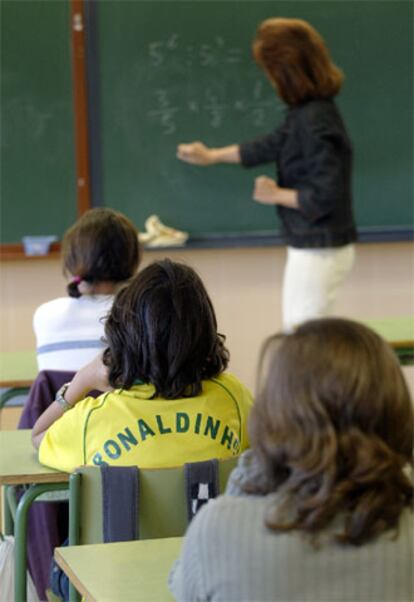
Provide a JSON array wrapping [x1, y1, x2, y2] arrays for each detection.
[[18, 370, 76, 428], [69, 457, 237, 546]]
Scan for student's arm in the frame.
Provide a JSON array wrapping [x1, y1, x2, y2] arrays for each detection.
[[32, 354, 111, 448], [253, 175, 299, 209], [177, 141, 241, 165]]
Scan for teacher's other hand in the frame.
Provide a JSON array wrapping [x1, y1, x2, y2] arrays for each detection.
[[177, 141, 213, 165], [253, 176, 279, 205]]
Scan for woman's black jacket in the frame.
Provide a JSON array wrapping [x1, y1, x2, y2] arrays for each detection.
[[240, 98, 357, 248]]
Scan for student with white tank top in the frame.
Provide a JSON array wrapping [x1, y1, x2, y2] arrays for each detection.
[[33, 207, 141, 371]]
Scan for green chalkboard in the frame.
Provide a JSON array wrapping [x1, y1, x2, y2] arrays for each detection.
[[97, 0, 413, 238], [1, 1, 412, 247], [1, 0, 76, 245]]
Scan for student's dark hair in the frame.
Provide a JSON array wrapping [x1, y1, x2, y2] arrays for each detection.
[[102, 259, 229, 398], [63, 208, 141, 298], [253, 18, 343, 105], [246, 318, 413, 546]]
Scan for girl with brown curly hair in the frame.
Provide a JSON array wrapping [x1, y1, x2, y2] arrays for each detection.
[[170, 318, 413, 601], [177, 18, 357, 332]]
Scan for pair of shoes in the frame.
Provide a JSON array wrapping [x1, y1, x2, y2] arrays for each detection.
[[138, 215, 189, 247]]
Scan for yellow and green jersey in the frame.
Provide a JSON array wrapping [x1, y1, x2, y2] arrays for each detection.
[[39, 373, 253, 472]]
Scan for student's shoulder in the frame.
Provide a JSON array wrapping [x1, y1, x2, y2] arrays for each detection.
[[73, 390, 113, 416], [34, 295, 112, 324], [213, 372, 253, 400], [33, 297, 75, 328], [35, 295, 112, 314], [34, 297, 75, 315], [191, 492, 262, 532]]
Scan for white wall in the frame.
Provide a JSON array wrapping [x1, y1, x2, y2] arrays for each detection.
[[1, 241, 413, 392]]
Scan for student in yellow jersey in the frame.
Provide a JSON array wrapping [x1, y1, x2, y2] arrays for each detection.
[[32, 259, 253, 472]]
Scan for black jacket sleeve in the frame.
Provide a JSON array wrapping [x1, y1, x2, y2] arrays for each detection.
[[239, 128, 284, 167], [296, 105, 350, 223]]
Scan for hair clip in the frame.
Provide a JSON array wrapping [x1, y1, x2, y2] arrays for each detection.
[[72, 276, 82, 285]]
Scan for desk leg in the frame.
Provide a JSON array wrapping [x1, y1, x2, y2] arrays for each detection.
[[14, 483, 68, 602], [4, 485, 16, 535]]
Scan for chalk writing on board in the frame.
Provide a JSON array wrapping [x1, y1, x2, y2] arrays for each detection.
[[148, 89, 179, 135], [205, 88, 224, 129], [148, 34, 242, 69], [146, 34, 276, 135], [148, 42, 164, 67]]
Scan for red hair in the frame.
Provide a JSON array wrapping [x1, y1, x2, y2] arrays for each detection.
[[253, 18, 344, 105]]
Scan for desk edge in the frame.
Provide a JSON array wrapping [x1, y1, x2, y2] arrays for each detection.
[[55, 548, 96, 602], [0, 473, 70, 485]]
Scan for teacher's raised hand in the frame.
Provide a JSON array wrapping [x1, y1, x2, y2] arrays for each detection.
[[177, 141, 214, 165], [177, 142, 241, 165]]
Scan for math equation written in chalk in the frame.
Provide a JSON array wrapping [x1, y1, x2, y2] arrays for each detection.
[[145, 34, 280, 135]]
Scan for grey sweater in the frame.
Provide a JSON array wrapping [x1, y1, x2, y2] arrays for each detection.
[[169, 452, 414, 602]]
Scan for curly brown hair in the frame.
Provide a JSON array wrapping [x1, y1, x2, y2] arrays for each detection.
[[103, 259, 229, 398], [253, 18, 344, 105], [247, 318, 413, 546]]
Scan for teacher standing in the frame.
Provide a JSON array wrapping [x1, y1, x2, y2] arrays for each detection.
[[177, 18, 357, 332]]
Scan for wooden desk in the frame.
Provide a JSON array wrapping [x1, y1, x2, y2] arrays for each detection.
[[364, 316, 414, 348], [55, 538, 181, 602], [0, 430, 69, 602], [0, 430, 68, 486], [0, 351, 37, 387], [364, 316, 414, 364], [0, 351, 37, 409]]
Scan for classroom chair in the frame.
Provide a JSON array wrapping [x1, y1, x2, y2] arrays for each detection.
[[61, 459, 237, 601], [69, 458, 237, 545], [0, 387, 30, 410]]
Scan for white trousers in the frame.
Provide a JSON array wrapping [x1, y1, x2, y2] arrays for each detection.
[[282, 244, 355, 333]]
